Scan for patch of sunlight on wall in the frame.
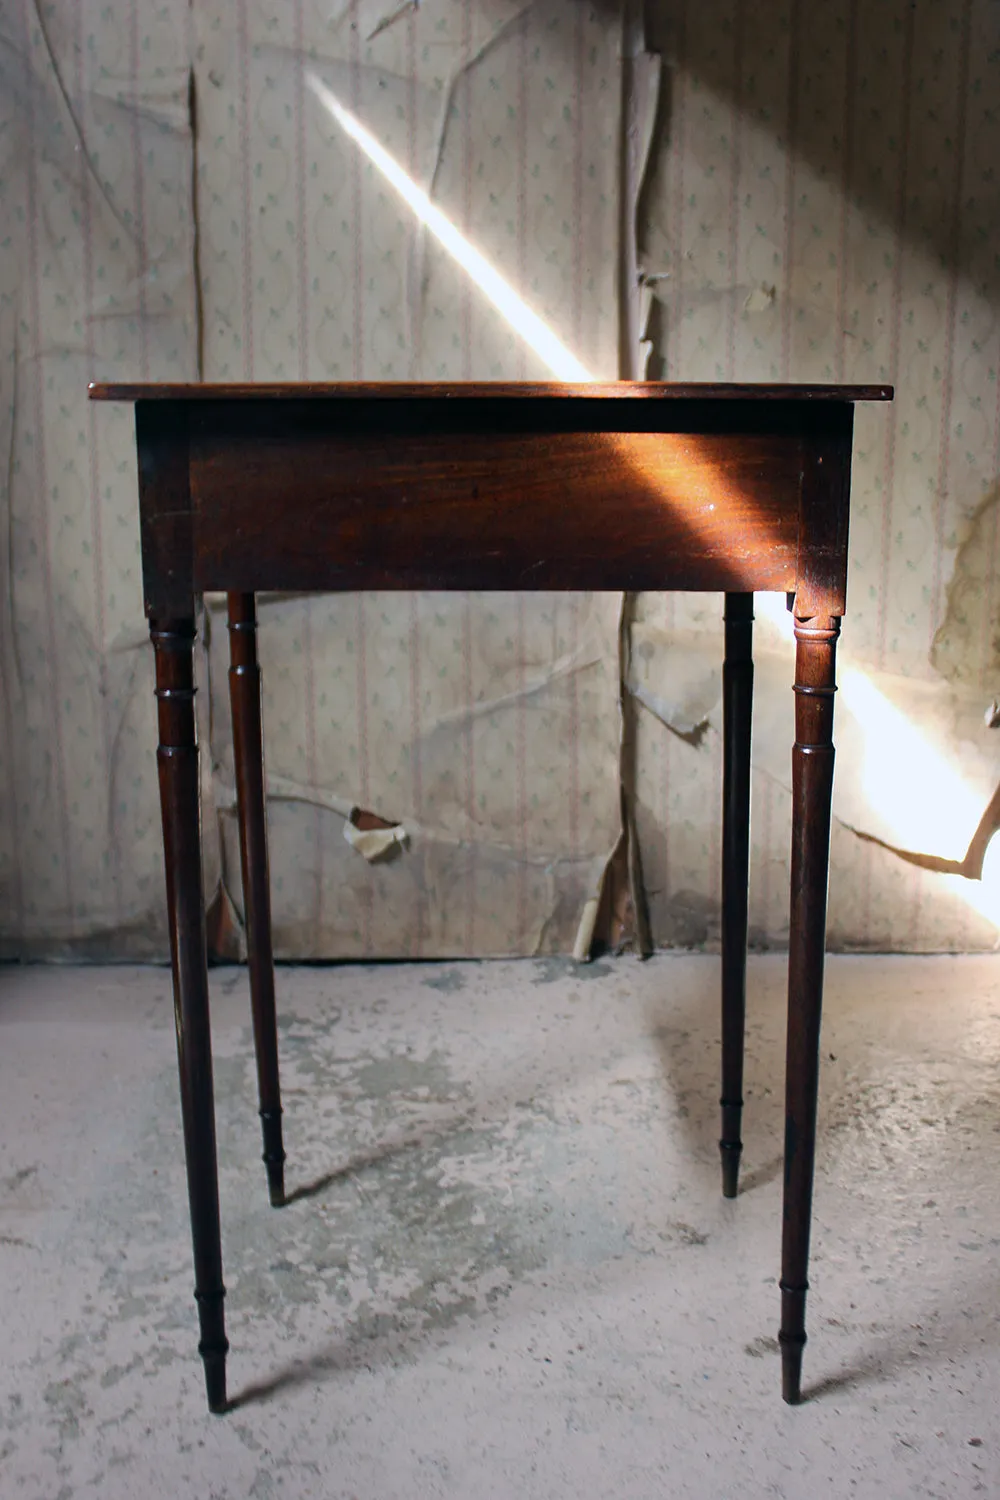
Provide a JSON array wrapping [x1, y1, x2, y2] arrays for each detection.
[[754, 593, 1000, 933], [972, 840, 1000, 930]]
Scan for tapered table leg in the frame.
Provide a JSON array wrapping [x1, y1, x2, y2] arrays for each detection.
[[227, 592, 286, 1207], [720, 593, 754, 1198], [152, 617, 229, 1414], [780, 613, 839, 1404]]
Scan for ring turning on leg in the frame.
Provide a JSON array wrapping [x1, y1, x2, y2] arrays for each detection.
[[152, 616, 229, 1414]]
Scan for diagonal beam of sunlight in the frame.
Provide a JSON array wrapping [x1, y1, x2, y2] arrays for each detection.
[[310, 72, 993, 934], [307, 73, 594, 382], [308, 71, 793, 577]]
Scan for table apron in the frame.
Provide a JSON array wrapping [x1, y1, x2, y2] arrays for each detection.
[[187, 427, 803, 596]]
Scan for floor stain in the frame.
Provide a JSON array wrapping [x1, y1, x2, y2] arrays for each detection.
[[745, 1335, 780, 1358], [532, 957, 613, 985], [422, 969, 467, 993]]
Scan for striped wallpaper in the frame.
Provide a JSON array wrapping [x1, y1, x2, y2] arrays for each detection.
[[1, 0, 998, 959], [638, 0, 1000, 953]]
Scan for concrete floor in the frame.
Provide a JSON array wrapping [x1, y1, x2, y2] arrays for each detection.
[[0, 955, 997, 1499]]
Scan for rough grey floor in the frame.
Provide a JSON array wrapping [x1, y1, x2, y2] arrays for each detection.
[[0, 955, 998, 1499]]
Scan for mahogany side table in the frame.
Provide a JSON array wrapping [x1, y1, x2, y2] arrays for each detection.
[[89, 380, 892, 1412]]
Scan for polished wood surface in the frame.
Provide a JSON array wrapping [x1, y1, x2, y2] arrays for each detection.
[[126, 391, 880, 618], [151, 618, 228, 1414], [94, 378, 892, 1413], [720, 592, 754, 1199], [92, 380, 892, 402], [191, 412, 805, 597], [227, 593, 285, 1209], [781, 613, 841, 1403]]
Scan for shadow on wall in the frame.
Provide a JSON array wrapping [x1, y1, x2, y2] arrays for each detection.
[[641, 0, 996, 306], [621, 0, 1000, 948]]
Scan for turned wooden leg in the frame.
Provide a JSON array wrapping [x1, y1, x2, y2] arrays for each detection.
[[227, 593, 286, 1208], [152, 617, 229, 1415], [720, 593, 754, 1198], [780, 613, 839, 1404]]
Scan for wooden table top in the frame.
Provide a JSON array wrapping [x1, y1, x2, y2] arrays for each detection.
[[89, 381, 894, 403]]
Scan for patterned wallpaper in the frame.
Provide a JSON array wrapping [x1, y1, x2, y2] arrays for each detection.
[[197, 0, 626, 959], [637, 0, 1000, 952], [0, 0, 203, 956], [1, 0, 998, 958], [0, 0, 625, 960]]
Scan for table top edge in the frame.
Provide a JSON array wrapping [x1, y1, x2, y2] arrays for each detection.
[[88, 380, 894, 403]]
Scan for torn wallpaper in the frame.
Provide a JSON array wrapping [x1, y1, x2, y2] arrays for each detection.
[[2, 0, 999, 961], [196, 0, 628, 958], [635, 0, 1000, 952], [0, 0, 629, 959]]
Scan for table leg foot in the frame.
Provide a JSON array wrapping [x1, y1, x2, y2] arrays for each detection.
[[719, 1139, 742, 1199], [779, 1327, 806, 1405], [261, 1107, 286, 1206], [200, 1346, 229, 1415], [196, 1287, 230, 1412]]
